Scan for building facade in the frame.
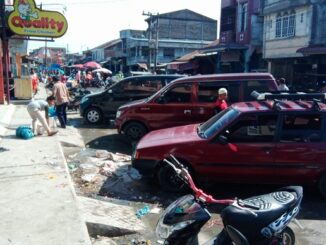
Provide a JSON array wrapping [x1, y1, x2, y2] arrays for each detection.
[[211, 0, 265, 73], [263, 0, 326, 90], [92, 9, 217, 74]]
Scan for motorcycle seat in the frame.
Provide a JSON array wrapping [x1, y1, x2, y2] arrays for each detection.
[[221, 186, 302, 242]]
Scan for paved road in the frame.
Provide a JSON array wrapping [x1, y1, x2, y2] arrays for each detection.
[[67, 113, 326, 245]]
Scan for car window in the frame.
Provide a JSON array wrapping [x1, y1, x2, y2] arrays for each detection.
[[280, 114, 322, 143], [224, 114, 277, 143], [163, 84, 192, 103], [121, 78, 163, 97], [197, 82, 239, 104], [243, 80, 271, 101]]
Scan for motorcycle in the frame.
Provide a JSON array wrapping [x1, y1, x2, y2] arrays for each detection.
[[156, 155, 303, 245], [67, 88, 91, 111]]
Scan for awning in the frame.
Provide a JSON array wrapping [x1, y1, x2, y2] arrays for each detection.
[[297, 46, 326, 55], [167, 61, 198, 71], [201, 43, 247, 53]]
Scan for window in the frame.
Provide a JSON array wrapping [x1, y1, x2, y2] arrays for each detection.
[[288, 13, 296, 37], [225, 114, 277, 143], [197, 82, 240, 104], [198, 83, 219, 103], [239, 3, 248, 32], [121, 78, 163, 97], [300, 13, 304, 23], [282, 13, 289, 37], [276, 11, 296, 38], [163, 84, 192, 103], [243, 80, 271, 101], [276, 15, 282, 38], [280, 114, 322, 143], [163, 48, 174, 58]]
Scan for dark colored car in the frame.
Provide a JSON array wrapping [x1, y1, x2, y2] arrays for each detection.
[[116, 73, 278, 140], [132, 92, 326, 197], [80, 74, 184, 124]]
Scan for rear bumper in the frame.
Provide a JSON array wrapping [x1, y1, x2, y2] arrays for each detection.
[[132, 158, 158, 177]]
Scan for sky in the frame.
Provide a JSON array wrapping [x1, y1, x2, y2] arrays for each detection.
[[27, 0, 221, 54]]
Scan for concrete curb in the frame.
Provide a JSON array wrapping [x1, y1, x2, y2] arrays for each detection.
[[57, 136, 92, 244], [0, 104, 16, 137]]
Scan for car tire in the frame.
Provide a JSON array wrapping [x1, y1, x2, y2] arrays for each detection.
[[124, 122, 147, 141], [157, 163, 188, 192], [318, 173, 326, 198], [85, 107, 103, 124]]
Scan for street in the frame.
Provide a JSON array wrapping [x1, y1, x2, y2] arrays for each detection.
[[62, 111, 326, 245]]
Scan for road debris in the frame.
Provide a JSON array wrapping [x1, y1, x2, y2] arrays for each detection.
[[136, 205, 150, 219]]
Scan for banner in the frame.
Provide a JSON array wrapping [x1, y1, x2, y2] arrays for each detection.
[[8, 0, 68, 38]]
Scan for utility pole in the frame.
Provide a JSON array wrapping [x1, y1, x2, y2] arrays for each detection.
[[143, 11, 159, 73], [0, 1, 10, 104]]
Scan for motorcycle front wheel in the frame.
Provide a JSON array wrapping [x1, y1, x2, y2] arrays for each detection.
[[281, 227, 295, 245], [268, 227, 295, 245]]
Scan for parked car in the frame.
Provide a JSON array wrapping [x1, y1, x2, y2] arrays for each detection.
[[80, 74, 185, 124], [116, 73, 278, 140], [132, 92, 326, 197]]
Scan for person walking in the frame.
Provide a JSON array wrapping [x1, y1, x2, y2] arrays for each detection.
[[30, 68, 39, 97], [27, 96, 58, 136], [215, 88, 228, 114], [52, 76, 70, 128]]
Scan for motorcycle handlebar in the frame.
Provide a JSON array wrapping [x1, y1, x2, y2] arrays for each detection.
[[164, 155, 234, 205]]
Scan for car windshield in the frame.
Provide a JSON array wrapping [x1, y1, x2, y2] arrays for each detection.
[[197, 108, 240, 139]]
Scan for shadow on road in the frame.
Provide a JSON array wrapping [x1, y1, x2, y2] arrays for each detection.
[[86, 134, 133, 155]]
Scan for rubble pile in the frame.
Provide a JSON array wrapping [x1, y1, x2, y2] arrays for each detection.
[[68, 149, 141, 196]]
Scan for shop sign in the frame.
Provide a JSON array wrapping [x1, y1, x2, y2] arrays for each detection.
[[7, 0, 68, 38]]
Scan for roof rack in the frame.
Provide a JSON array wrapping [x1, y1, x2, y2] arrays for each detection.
[[251, 91, 326, 102], [251, 91, 326, 111]]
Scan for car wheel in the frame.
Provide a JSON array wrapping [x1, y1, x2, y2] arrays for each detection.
[[124, 122, 147, 141], [318, 173, 326, 198], [157, 163, 188, 192], [85, 107, 103, 124]]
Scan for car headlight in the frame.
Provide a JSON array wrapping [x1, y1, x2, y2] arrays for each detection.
[[80, 96, 89, 104], [116, 110, 122, 118]]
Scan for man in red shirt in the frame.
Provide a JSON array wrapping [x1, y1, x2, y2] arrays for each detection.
[[215, 87, 228, 113]]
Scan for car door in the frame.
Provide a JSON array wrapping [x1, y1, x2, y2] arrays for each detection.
[[196, 113, 278, 183], [273, 113, 325, 183], [146, 82, 195, 130], [192, 81, 240, 123], [102, 79, 131, 117]]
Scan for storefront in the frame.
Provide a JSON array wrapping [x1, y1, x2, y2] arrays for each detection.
[[0, 0, 68, 103]]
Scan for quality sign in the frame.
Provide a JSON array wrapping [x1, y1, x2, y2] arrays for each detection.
[[8, 0, 68, 38]]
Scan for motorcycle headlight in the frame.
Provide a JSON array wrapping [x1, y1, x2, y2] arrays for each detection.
[[156, 195, 196, 239], [156, 219, 195, 239], [116, 110, 122, 118], [80, 96, 89, 104]]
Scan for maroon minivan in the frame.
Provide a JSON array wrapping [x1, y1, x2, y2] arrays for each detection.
[[115, 73, 278, 140]]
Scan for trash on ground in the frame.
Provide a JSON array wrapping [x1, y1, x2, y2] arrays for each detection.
[[15, 126, 34, 140], [79, 163, 98, 174], [81, 173, 98, 182], [150, 207, 161, 214], [0, 147, 9, 152], [48, 174, 57, 180], [136, 205, 150, 218], [68, 163, 77, 170]]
